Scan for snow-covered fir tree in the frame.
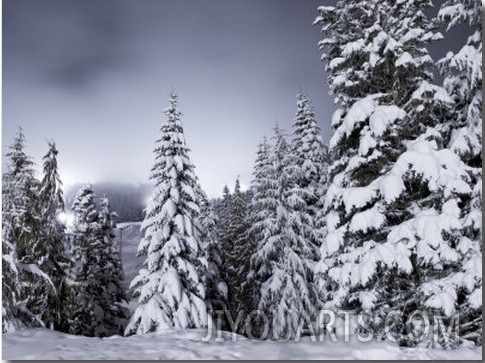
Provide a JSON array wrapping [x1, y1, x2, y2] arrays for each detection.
[[291, 93, 329, 307], [217, 185, 232, 243], [438, 2, 482, 165], [126, 93, 208, 335], [244, 138, 272, 334], [250, 127, 319, 339], [291, 92, 327, 214], [196, 186, 228, 324], [224, 177, 252, 321], [215, 184, 232, 314], [435, 0, 482, 346], [2, 175, 24, 333], [64, 185, 103, 336], [97, 196, 129, 335], [2, 130, 45, 330], [315, 0, 477, 346], [36, 141, 71, 330], [63, 185, 126, 336]]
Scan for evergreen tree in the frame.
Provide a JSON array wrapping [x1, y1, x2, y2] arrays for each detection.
[[291, 92, 327, 213], [61, 186, 127, 336], [437, 1, 482, 165], [244, 138, 272, 334], [434, 0, 482, 346], [225, 178, 252, 321], [97, 196, 129, 335], [291, 93, 329, 309], [2, 130, 44, 329], [219, 185, 232, 232], [126, 93, 208, 335], [216, 185, 232, 270], [36, 141, 71, 329], [2, 173, 24, 333], [250, 127, 319, 339], [64, 185, 104, 336], [315, 0, 474, 346], [197, 186, 228, 325]]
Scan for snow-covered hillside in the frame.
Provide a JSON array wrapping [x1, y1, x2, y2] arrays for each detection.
[[3, 328, 482, 360]]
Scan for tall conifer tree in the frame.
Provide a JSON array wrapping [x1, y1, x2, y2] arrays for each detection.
[[36, 141, 70, 329], [126, 93, 208, 335], [250, 127, 319, 339], [434, 0, 482, 346], [97, 196, 129, 335], [2, 130, 43, 329], [224, 178, 251, 320], [315, 0, 474, 346], [65, 185, 104, 336]]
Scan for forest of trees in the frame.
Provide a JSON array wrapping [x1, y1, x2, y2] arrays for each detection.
[[2, 0, 481, 349], [2, 135, 128, 336]]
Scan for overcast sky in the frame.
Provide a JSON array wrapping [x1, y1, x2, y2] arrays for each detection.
[[3, 0, 468, 197]]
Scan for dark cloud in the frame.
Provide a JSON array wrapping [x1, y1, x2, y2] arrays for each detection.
[[4, 0, 128, 88]]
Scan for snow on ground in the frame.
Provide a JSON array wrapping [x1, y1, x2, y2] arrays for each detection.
[[2, 328, 482, 360]]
